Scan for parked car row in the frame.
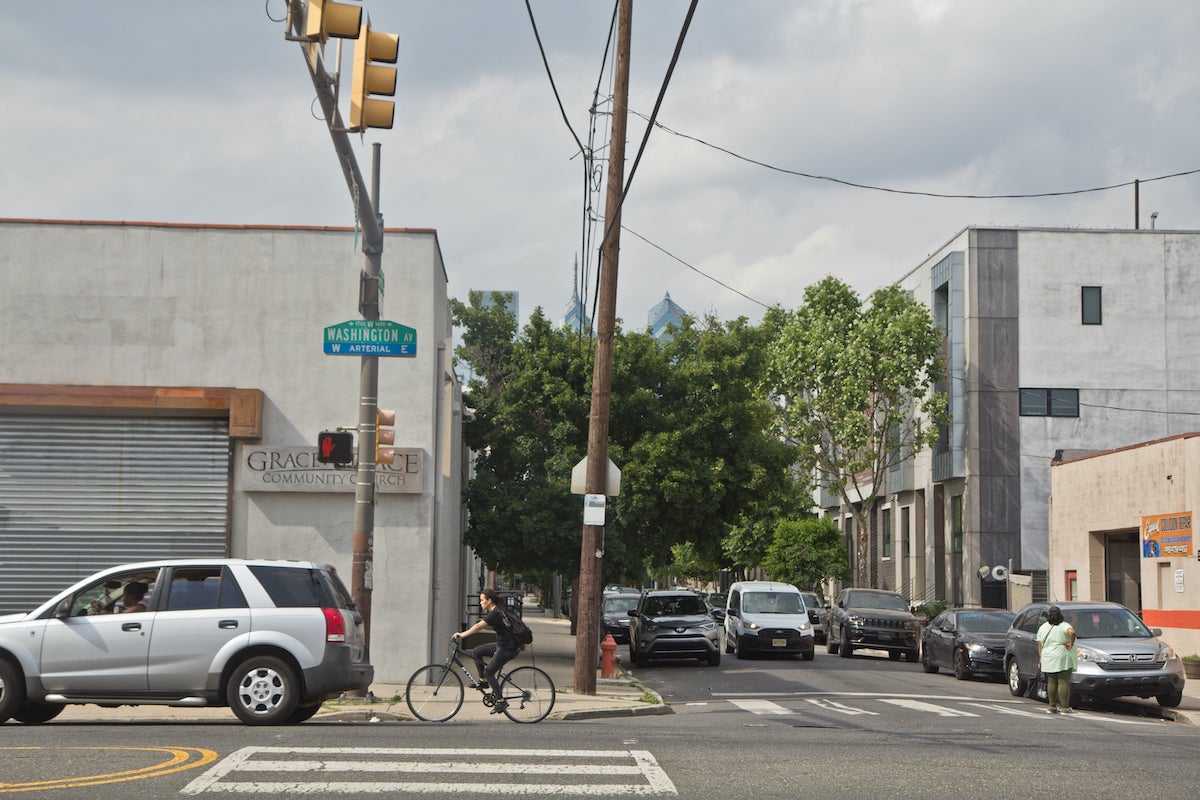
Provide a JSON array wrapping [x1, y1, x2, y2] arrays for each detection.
[[617, 584, 1188, 711]]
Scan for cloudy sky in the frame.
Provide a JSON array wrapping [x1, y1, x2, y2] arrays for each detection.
[[4, 1, 1198, 331]]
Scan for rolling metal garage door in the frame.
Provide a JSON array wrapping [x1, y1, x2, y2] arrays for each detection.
[[0, 414, 230, 613]]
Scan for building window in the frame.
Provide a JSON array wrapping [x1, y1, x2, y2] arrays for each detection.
[[1019, 388, 1080, 417], [901, 506, 911, 558], [951, 495, 963, 553], [882, 508, 893, 559], [1065, 570, 1078, 601], [1081, 286, 1102, 325]]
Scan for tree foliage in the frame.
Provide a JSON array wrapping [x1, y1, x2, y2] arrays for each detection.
[[763, 276, 947, 586], [452, 302, 796, 590], [762, 517, 850, 592]]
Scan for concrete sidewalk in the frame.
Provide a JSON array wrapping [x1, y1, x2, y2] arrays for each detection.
[[47, 607, 670, 725]]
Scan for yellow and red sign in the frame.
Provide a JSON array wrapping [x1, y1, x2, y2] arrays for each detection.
[[1141, 512, 1193, 558]]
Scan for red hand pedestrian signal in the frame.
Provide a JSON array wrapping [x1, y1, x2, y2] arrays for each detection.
[[316, 431, 354, 464]]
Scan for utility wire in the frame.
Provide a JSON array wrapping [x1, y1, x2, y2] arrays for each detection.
[[631, 111, 1200, 200], [593, 0, 699, 323], [524, 0, 586, 159], [621, 224, 771, 310]]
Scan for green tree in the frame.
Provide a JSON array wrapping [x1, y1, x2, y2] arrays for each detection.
[[616, 314, 796, 576], [762, 517, 850, 592], [764, 276, 947, 587]]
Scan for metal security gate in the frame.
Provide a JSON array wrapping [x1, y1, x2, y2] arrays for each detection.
[[0, 414, 231, 613]]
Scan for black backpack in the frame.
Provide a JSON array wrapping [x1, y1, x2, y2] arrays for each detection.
[[503, 609, 534, 645]]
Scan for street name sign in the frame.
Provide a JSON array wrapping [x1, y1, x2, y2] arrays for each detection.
[[324, 319, 416, 357]]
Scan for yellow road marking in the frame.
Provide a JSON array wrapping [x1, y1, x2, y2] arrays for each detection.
[[0, 746, 218, 793]]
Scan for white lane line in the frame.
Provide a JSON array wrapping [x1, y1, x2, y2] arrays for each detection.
[[803, 698, 879, 716], [878, 698, 979, 717], [181, 747, 678, 796], [728, 699, 795, 715], [962, 702, 1060, 719]]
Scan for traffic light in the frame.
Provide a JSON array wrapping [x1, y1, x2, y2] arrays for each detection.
[[375, 408, 396, 465], [317, 431, 355, 464], [349, 23, 399, 131], [305, 0, 362, 41]]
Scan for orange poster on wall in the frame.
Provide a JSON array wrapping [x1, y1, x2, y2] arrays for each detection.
[[1141, 512, 1193, 558]]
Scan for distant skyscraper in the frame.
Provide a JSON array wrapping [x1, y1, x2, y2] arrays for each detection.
[[476, 290, 519, 326], [648, 292, 686, 341], [561, 257, 592, 335]]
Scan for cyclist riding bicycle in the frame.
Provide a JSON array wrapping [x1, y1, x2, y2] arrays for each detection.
[[454, 587, 522, 715]]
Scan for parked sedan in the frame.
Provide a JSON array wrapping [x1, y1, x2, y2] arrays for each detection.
[[601, 592, 641, 644], [921, 608, 1014, 680]]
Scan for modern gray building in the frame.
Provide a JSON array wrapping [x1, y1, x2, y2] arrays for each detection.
[[819, 227, 1200, 607], [0, 218, 472, 683]]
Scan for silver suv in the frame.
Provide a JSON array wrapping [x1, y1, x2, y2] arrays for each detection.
[[0, 559, 373, 725], [1005, 601, 1185, 707], [628, 590, 721, 667]]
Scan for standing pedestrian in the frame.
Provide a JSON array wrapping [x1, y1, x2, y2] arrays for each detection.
[[1037, 605, 1077, 714]]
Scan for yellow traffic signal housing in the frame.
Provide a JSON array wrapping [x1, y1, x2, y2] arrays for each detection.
[[375, 408, 396, 465], [305, 0, 362, 41], [350, 24, 399, 131]]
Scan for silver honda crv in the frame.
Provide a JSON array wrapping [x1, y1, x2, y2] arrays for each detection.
[[0, 559, 373, 725], [1004, 600, 1185, 707]]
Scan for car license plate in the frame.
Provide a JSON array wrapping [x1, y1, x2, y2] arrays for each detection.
[[772, 638, 787, 647]]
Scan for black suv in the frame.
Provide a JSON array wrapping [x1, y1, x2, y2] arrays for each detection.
[[627, 590, 721, 668], [826, 588, 921, 662]]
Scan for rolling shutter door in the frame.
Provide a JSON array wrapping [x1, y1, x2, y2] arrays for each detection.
[[0, 414, 230, 613]]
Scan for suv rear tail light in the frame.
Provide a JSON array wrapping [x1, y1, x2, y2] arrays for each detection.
[[323, 607, 346, 642]]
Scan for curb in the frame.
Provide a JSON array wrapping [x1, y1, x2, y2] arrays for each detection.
[[556, 704, 674, 721]]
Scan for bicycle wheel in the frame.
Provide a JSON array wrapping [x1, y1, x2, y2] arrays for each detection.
[[501, 666, 556, 723], [405, 664, 464, 722]]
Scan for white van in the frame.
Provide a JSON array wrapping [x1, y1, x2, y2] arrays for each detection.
[[724, 581, 815, 660]]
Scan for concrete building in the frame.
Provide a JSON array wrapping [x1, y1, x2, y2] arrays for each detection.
[[820, 227, 1200, 608], [1049, 433, 1200, 657], [0, 218, 470, 684]]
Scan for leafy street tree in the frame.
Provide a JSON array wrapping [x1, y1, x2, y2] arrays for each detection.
[[615, 314, 796, 579], [762, 517, 851, 593], [452, 300, 795, 593], [764, 276, 947, 587]]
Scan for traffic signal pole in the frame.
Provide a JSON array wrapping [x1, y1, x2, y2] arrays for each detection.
[[574, 0, 632, 696], [288, 3, 384, 666]]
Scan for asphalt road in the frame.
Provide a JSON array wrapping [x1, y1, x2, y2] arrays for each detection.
[[3, 648, 1197, 799]]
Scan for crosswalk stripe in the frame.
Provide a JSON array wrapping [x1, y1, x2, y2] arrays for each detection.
[[875, 698, 979, 717], [728, 699, 795, 715], [803, 698, 878, 716]]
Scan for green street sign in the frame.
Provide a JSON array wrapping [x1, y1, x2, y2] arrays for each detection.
[[324, 319, 416, 357]]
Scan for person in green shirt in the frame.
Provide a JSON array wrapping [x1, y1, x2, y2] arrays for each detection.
[[1037, 606, 1078, 714]]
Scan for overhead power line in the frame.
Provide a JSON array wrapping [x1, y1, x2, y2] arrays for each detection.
[[632, 111, 1200, 200]]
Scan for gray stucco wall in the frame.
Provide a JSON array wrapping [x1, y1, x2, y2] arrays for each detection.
[[0, 219, 464, 683]]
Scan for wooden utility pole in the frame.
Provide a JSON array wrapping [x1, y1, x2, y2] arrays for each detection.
[[574, 0, 632, 696]]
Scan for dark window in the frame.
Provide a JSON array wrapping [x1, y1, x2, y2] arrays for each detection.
[[1081, 286, 1102, 325], [901, 506, 911, 558], [1019, 388, 1080, 417], [882, 508, 893, 559], [951, 495, 964, 553], [249, 566, 335, 608]]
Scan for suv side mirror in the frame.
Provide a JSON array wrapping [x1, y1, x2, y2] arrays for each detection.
[[628, 610, 638, 619], [727, 608, 739, 618]]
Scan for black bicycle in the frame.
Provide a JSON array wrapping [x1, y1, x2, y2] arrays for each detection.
[[405, 638, 556, 723]]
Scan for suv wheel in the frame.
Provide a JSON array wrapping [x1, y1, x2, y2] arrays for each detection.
[[838, 628, 853, 658], [0, 659, 26, 724], [826, 636, 838, 655], [706, 651, 721, 667], [734, 636, 747, 660], [630, 646, 648, 669], [1157, 689, 1183, 708], [12, 702, 64, 724], [227, 656, 301, 725], [1006, 658, 1027, 697], [952, 650, 970, 679]]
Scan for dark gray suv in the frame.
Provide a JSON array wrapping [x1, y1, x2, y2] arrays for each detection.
[[826, 588, 921, 662], [1005, 601, 1185, 707], [0, 559, 373, 725], [627, 590, 721, 667]]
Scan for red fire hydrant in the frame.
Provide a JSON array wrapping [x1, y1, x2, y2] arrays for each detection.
[[600, 633, 618, 679]]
